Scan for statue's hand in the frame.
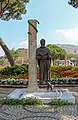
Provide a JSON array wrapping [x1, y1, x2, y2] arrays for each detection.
[[36, 56, 41, 60]]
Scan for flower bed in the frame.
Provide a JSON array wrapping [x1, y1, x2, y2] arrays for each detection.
[[50, 77, 78, 84], [0, 66, 6, 71], [0, 77, 78, 86], [51, 66, 78, 78], [0, 78, 28, 85], [1, 65, 78, 79]]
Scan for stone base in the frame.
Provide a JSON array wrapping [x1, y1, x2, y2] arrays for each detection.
[[7, 89, 75, 104]]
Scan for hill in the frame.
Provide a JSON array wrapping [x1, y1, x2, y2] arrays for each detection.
[[57, 44, 78, 55]]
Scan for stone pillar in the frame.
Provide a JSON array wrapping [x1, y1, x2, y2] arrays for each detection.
[[27, 19, 39, 91]]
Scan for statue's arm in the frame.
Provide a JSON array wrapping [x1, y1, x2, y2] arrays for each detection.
[[47, 51, 51, 59], [47, 50, 51, 64], [36, 49, 41, 60], [36, 54, 41, 60]]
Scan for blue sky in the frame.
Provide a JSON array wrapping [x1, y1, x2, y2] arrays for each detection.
[[0, 0, 78, 56]]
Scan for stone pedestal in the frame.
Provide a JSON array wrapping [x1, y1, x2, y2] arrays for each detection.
[[27, 19, 39, 91], [8, 89, 75, 104]]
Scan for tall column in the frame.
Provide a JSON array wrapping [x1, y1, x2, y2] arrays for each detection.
[[27, 19, 39, 91]]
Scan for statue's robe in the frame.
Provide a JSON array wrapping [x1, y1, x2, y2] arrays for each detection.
[[36, 47, 51, 83]]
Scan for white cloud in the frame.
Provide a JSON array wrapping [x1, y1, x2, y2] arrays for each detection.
[[56, 27, 78, 40], [19, 40, 28, 48], [10, 42, 16, 48]]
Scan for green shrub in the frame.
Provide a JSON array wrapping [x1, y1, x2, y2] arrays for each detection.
[[22, 97, 43, 105], [0, 98, 22, 105], [0, 97, 43, 106], [49, 98, 73, 106], [0, 64, 28, 76], [76, 100, 78, 105], [50, 77, 78, 84], [0, 79, 28, 85]]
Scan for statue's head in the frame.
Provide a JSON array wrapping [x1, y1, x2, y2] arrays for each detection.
[[40, 39, 45, 47]]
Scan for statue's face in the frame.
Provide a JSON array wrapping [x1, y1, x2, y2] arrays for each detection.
[[40, 39, 45, 47]]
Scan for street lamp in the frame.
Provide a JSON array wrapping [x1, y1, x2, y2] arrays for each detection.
[[0, 0, 10, 18]]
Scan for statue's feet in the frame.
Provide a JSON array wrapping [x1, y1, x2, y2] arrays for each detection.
[[39, 81, 47, 85]]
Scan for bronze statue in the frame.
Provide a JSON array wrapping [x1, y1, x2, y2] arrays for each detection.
[[36, 39, 51, 84]]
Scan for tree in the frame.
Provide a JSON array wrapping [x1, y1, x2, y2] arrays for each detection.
[[47, 44, 67, 65], [0, 37, 14, 66], [68, 0, 78, 8], [10, 48, 20, 61], [0, 0, 29, 21], [0, 0, 78, 21], [0, 56, 6, 65], [67, 53, 76, 59]]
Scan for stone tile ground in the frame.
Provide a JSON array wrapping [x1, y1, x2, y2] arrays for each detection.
[[0, 87, 78, 120]]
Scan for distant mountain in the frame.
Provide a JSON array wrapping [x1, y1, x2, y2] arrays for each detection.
[[56, 44, 78, 55]]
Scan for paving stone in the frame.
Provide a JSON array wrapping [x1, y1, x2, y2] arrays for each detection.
[[0, 87, 78, 120]]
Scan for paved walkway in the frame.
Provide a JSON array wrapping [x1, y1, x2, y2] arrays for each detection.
[[0, 87, 78, 120]]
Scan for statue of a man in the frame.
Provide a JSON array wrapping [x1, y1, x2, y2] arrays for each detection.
[[36, 39, 51, 84]]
